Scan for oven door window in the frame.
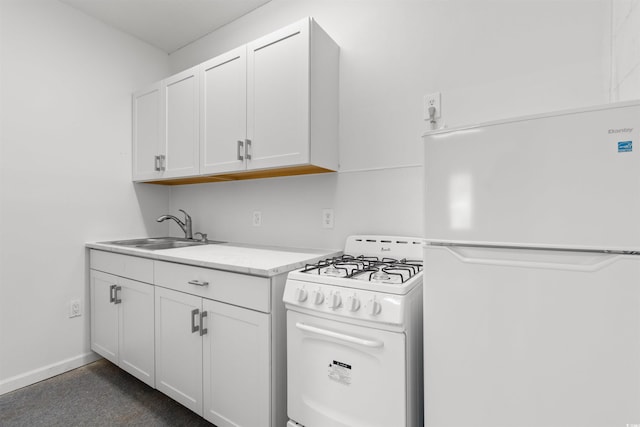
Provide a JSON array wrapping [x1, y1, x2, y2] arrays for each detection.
[[287, 310, 406, 427]]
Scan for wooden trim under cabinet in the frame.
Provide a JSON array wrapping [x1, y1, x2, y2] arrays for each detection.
[[142, 164, 335, 185]]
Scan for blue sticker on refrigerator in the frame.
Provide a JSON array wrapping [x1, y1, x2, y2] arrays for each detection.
[[618, 141, 633, 152]]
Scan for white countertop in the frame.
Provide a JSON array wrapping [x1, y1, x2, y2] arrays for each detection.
[[86, 240, 342, 277]]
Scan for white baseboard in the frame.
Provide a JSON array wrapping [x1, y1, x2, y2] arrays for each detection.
[[0, 352, 102, 396]]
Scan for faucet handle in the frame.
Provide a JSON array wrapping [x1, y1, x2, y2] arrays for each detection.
[[178, 209, 191, 221], [194, 232, 208, 242]]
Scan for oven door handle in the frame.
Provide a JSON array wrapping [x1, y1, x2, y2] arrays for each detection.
[[295, 322, 384, 348]]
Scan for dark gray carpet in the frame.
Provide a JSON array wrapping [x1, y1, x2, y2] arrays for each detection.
[[0, 359, 214, 426]]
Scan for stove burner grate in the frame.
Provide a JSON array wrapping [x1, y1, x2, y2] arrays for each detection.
[[301, 255, 423, 284]]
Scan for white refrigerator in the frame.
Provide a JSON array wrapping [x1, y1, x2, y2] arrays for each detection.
[[422, 101, 640, 427]]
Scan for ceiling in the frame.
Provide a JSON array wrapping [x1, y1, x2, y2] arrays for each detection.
[[59, 0, 272, 54]]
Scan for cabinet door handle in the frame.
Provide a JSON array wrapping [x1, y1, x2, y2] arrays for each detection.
[[114, 286, 122, 304], [191, 308, 200, 333], [245, 139, 252, 160], [159, 154, 166, 171], [109, 285, 116, 303], [154, 155, 160, 171], [237, 140, 244, 161], [188, 280, 209, 287], [199, 311, 208, 336]]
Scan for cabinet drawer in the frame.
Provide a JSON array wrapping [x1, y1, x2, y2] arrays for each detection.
[[90, 250, 154, 284], [154, 261, 270, 313]]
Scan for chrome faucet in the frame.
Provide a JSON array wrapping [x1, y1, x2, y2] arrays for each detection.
[[156, 209, 193, 239]]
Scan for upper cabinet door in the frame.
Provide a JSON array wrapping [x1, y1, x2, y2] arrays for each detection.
[[247, 19, 310, 170], [132, 83, 162, 181], [163, 67, 200, 179], [200, 46, 248, 175]]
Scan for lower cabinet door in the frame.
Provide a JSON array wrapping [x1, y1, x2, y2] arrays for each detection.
[[90, 270, 155, 386], [90, 270, 119, 364], [118, 277, 155, 387], [202, 299, 270, 427], [155, 287, 204, 415]]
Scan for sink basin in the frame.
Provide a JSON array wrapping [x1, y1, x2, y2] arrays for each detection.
[[137, 240, 208, 250], [102, 237, 225, 250], [105, 237, 176, 246]]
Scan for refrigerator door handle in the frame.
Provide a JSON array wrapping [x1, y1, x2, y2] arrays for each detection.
[[443, 246, 626, 272]]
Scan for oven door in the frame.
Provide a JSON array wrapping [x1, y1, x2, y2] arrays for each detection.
[[287, 310, 406, 427]]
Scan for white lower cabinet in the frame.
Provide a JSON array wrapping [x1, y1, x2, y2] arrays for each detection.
[[90, 270, 155, 387], [203, 299, 270, 427], [154, 267, 271, 427], [90, 250, 285, 426], [154, 287, 204, 413]]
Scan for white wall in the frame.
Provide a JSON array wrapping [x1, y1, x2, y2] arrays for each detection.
[[611, 0, 640, 99], [0, 0, 170, 393], [167, 0, 610, 250]]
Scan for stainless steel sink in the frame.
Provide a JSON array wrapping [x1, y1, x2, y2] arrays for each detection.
[[102, 237, 225, 250]]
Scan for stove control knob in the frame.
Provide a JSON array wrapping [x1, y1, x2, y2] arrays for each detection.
[[346, 295, 361, 312], [295, 287, 308, 302], [312, 289, 324, 305], [328, 292, 342, 309], [366, 298, 382, 316]]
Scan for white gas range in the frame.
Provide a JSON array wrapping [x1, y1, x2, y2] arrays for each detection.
[[283, 235, 424, 427]]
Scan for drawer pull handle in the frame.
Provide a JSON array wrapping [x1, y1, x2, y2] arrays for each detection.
[[109, 285, 116, 303], [237, 140, 244, 161], [191, 309, 200, 333], [199, 311, 208, 336], [188, 280, 209, 287], [114, 286, 122, 304], [245, 139, 252, 160]]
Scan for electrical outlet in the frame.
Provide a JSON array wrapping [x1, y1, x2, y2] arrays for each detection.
[[424, 92, 441, 120], [252, 211, 262, 227], [69, 300, 82, 318], [322, 209, 334, 229]]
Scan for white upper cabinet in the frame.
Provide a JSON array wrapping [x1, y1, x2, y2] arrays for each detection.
[[242, 17, 339, 175], [246, 19, 310, 170], [163, 67, 200, 178], [132, 68, 200, 181], [200, 46, 248, 175], [133, 17, 339, 184], [132, 83, 162, 181]]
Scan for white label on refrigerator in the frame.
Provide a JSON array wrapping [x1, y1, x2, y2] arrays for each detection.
[[618, 141, 632, 152]]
